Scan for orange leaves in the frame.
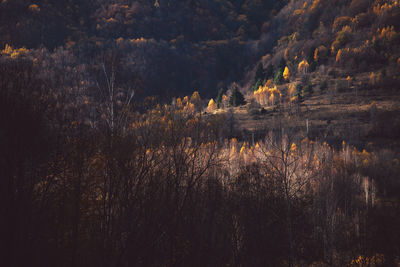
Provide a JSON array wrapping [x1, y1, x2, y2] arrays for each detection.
[[183, 102, 195, 114], [130, 37, 147, 45], [377, 26, 398, 42], [106, 17, 117, 23], [314, 45, 328, 62], [298, 59, 309, 74], [310, 0, 321, 11], [332, 16, 352, 32], [28, 4, 40, 12], [1, 44, 29, 59], [190, 91, 202, 111], [290, 95, 298, 103], [314, 48, 319, 62], [116, 37, 124, 45], [335, 49, 342, 62], [290, 142, 297, 151], [2, 44, 12, 55], [191, 91, 201, 103], [373, 0, 399, 15], [369, 72, 376, 84], [288, 83, 295, 96], [349, 254, 385, 266]]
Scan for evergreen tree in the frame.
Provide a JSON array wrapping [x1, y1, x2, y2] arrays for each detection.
[[278, 58, 286, 71], [216, 88, 225, 108], [250, 79, 262, 91], [255, 63, 264, 82], [264, 64, 274, 80], [229, 87, 246, 107], [303, 84, 314, 96], [295, 84, 303, 102], [274, 69, 283, 84]]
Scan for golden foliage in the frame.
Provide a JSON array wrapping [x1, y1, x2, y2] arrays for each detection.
[[116, 37, 124, 45], [309, 0, 321, 11], [290, 95, 298, 103], [191, 91, 201, 103], [253, 83, 281, 106], [333, 16, 352, 31], [288, 83, 296, 96], [207, 98, 217, 113], [377, 26, 398, 42], [261, 53, 271, 63], [1, 44, 29, 59], [130, 37, 148, 44], [283, 66, 290, 80], [298, 59, 309, 73], [292, 9, 304, 16], [369, 72, 376, 84], [349, 253, 384, 266], [29, 4, 40, 12], [314, 45, 328, 62], [183, 102, 195, 114], [373, 0, 399, 14], [336, 49, 342, 62], [284, 48, 289, 61], [106, 17, 117, 23], [290, 142, 297, 151]]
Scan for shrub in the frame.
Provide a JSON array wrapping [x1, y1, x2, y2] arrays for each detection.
[[303, 84, 314, 96], [335, 80, 347, 93], [320, 80, 328, 92], [328, 69, 337, 78]]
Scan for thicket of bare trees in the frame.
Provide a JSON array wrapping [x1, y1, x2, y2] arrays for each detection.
[[1, 57, 400, 267]]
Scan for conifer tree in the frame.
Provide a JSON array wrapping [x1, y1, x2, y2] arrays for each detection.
[[229, 87, 245, 107]]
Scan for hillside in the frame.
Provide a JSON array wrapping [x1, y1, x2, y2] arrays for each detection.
[[211, 71, 400, 150], [0, 0, 286, 99], [202, 0, 400, 150], [2, 0, 400, 266]]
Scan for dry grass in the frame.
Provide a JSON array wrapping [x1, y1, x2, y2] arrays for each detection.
[[213, 81, 400, 149]]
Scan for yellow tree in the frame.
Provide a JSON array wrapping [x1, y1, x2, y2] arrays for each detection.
[[298, 60, 309, 74], [336, 49, 342, 63], [191, 91, 202, 111], [207, 99, 217, 113], [314, 45, 328, 62], [283, 66, 290, 80]]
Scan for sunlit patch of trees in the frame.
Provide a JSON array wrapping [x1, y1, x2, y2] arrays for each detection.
[[1, 44, 29, 59], [253, 82, 282, 106]]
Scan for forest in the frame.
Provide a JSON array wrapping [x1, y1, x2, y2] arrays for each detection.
[[1, 0, 400, 266]]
